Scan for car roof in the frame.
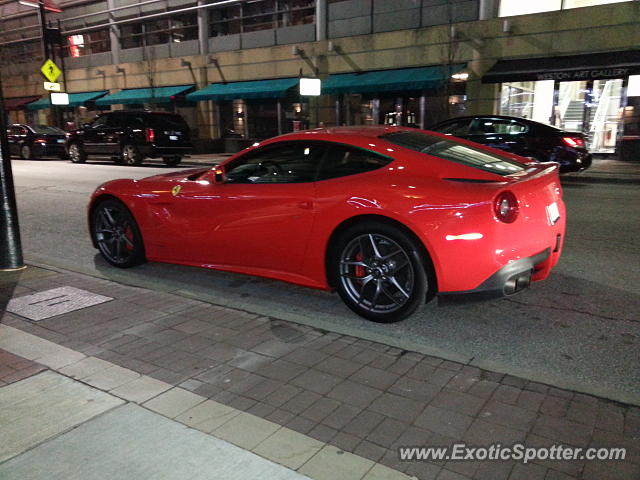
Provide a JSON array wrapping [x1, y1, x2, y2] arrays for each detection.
[[433, 115, 562, 131]]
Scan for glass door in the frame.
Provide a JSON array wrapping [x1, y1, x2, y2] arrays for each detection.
[[589, 79, 623, 153]]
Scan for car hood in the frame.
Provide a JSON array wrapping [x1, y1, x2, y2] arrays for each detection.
[[139, 167, 210, 183]]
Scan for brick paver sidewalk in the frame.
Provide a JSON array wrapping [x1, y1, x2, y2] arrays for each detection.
[[0, 349, 46, 387], [2, 265, 639, 480]]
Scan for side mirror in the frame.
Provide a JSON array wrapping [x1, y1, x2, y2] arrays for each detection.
[[213, 166, 225, 184]]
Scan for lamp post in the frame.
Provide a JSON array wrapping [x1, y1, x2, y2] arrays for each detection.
[[0, 73, 25, 271]]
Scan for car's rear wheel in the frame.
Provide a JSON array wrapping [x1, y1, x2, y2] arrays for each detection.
[[69, 143, 87, 163], [329, 222, 432, 322], [20, 144, 32, 160], [91, 199, 146, 268], [163, 156, 182, 167], [121, 144, 143, 166]]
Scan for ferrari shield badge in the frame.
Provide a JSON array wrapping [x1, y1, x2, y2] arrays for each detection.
[[171, 185, 182, 196]]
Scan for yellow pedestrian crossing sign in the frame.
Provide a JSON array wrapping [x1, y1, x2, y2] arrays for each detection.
[[41, 59, 61, 83]]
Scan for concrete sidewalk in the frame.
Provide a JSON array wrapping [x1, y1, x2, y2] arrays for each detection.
[[1, 264, 639, 480]]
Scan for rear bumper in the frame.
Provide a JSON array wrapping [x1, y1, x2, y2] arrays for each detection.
[[34, 143, 66, 156], [559, 152, 592, 173], [439, 247, 552, 299], [140, 144, 192, 158]]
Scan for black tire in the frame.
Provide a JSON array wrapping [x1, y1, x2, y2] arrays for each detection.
[[91, 198, 146, 268], [328, 221, 433, 323], [68, 143, 87, 163], [121, 144, 143, 166], [20, 144, 32, 160], [163, 156, 182, 167]]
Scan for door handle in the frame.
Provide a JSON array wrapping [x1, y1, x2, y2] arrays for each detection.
[[297, 201, 313, 210]]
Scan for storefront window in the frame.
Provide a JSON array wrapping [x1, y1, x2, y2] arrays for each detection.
[[500, 80, 555, 124], [499, 0, 632, 16]]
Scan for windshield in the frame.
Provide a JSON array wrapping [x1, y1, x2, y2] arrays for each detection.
[[382, 131, 525, 175], [31, 125, 65, 135]]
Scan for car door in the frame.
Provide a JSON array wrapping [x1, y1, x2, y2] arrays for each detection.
[[147, 141, 325, 277], [82, 114, 110, 155]]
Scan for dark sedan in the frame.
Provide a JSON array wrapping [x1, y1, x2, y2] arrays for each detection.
[[7, 124, 68, 160], [430, 115, 592, 173]]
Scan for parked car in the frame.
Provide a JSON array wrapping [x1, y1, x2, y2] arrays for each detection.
[[66, 110, 192, 166], [88, 126, 565, 322], [6, 124, 67, 160], [429, 115, 592, 173]]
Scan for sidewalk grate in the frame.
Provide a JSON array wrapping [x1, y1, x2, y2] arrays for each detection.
[[6, 287, 112, 321]]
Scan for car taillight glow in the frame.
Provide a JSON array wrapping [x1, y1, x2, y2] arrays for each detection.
[[494, 191, 519, 224], [145, 128, 155, 143], [35, 138, 47, 143], [562, 136, 584, 148]]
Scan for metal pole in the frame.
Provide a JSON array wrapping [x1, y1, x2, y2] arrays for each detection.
[[0, 73, 25, 270]]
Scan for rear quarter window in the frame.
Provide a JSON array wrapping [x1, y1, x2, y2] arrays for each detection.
[[146, 114, 189, 131], [382, 131, 525, 175]]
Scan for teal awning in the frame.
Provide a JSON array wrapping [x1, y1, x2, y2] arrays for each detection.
[[321, 64, 467, 94], [187, 78, 299, 102], [26, 91, 109, 110], [95, 85, 194, 106]]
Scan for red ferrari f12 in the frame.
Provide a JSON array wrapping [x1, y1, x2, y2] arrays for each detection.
[[89, 126, 565, 322]]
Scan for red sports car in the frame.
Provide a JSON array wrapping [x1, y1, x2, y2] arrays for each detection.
[[88, 126, 565, 322]]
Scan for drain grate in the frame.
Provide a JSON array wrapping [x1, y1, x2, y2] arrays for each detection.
[[6, 286, 113, 321]]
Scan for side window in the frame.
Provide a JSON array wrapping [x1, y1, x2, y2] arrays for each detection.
[[106, 113, 125, 127], [317, 145, 392, 181], [470, 118, 528, 135], [225, 142, 324, 184], [435, 119, 472, 136], [91, 115, 109, 128]]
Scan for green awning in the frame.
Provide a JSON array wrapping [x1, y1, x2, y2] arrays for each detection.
[[187, 78, 299, 102], [95, 85, 194, 106], [26, 91, 109, 110], [321, 64, 467, 94]]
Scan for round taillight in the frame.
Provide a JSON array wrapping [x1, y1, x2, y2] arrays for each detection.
[[494, 191, 519, 223]]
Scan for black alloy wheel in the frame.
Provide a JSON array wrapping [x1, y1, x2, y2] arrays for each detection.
[[121, 144, 143, 166], [20, 144, 32, 160], [69, 143, 87, 163], [330, 221, 432, 322], [91, 199, 146, 268]]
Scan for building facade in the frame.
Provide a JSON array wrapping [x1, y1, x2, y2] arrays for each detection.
[[1, 0, 639, 154]]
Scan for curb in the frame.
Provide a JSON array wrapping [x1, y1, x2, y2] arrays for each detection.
[[560, 175, 640, 185]]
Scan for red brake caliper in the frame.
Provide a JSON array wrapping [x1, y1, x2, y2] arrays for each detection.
[[354, 252, 365, 278], [124, 226, 134, 251]]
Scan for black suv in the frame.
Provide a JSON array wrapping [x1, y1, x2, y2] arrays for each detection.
[[66, 110, 192, 166]]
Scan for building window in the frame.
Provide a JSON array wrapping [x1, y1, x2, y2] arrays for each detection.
[[209, 0, 315, 37], [120, 23, 144, 49], [500, 80, 555, 124], [120, 14, 199, 49], [67, 29, 111, 57], [499, 0, 632, 16], [170, 14, 198, 42]]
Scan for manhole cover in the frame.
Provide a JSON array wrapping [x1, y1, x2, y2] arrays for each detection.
[[6, 286, 113, 321]]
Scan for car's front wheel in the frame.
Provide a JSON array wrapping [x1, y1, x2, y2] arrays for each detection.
[[329, 221, 432, 322], [91, 199, 146, 268], [68, 143, 87, 163], [20, 144, 32, 160], [121, 144, 143, 166]]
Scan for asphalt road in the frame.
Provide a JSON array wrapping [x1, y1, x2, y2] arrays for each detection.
[[9, 158, 640, 405]]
